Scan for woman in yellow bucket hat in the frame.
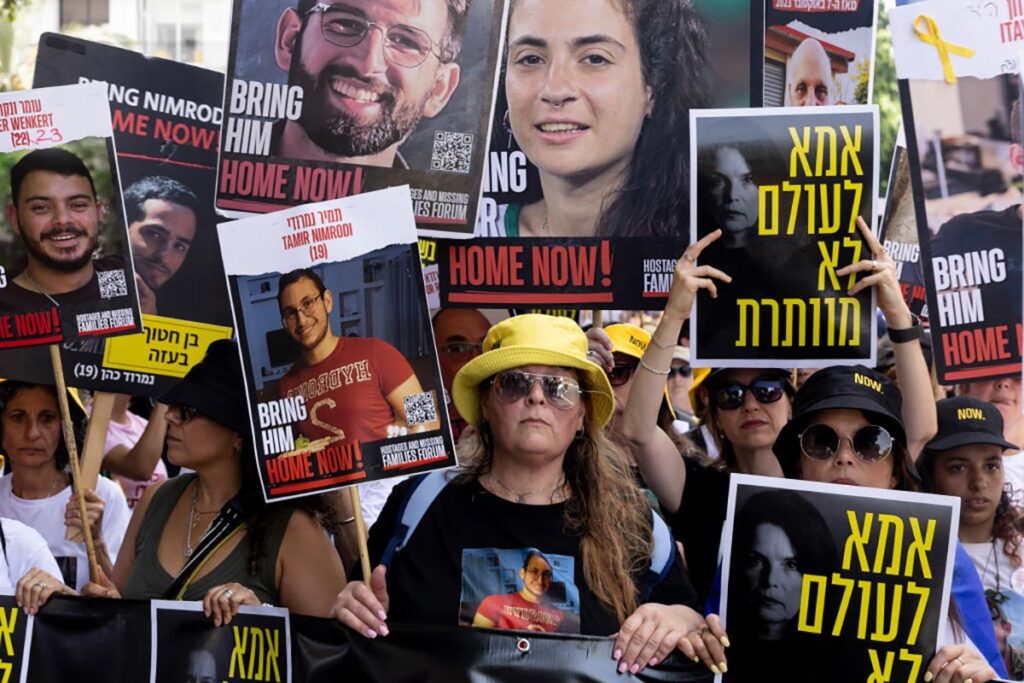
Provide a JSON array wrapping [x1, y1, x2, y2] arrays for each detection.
[[331, 314, 728, 676]]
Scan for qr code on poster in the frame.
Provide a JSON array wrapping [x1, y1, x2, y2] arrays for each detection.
[[404, 391, 437, 426], [98, 269, 128, 299], [431, 131, 473, 174]]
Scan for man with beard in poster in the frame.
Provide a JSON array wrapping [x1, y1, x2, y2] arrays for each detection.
[[271, 0, 467, 168], [0, 148, 125, 311], [123, 176, 199, 316], [276, 267, 435, 446]]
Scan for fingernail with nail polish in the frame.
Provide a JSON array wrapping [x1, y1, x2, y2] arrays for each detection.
[[614, 649, 622, 660], [718, 662, 728, 673], [366, 629, 377, 639], [618, 662, 627, 674], [378, 611, 387, 621], [379, 624, 389, 636], [710, 665, 721, 675], [649, 658, 658, 666], [721, 636, 731, 648], [629, 664, 639, 674], [923, 673, 933, 683]]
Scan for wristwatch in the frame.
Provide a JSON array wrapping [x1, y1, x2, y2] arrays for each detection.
[[888, 314, 923, 344]]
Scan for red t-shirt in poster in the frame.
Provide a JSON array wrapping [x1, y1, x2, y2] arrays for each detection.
[[475, 592, 565, 632], [277, 337, 415, 444]]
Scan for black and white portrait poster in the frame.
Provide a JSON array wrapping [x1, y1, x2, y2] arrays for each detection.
[[150, 600, 291, 683], [892, 0, 1024, 383], [218, 186, 455, 502], [0, 83, 141, 353], [215, 0, 508, 238], [0, 35, 236, 396], [720, 475, 958, 683], [689, 106, 879, 367], [762, 0, 879, 107]]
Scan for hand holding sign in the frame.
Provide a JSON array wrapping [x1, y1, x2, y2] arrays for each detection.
[[924, 644, 995, 683], [613, 604, 724, 676], [837, 216, 912, 328], [665, 229, 732, 322], [331, 564, 390, 639]]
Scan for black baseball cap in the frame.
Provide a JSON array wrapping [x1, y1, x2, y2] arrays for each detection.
[[924, 397, 1018, 453], [774, 365, 906, 478]]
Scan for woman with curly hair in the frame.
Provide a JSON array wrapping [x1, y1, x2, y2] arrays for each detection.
[[919, 395, 1024, 679], [332, 315, 728, 676], [18, 340, 346, 625], [500, 0, 708, 237]]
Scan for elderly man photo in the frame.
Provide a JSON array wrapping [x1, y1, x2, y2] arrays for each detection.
[[272, 0, 469, 168], [784, 38, 833, 107]]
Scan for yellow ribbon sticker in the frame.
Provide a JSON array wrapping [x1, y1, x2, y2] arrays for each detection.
[[913, 14, 976, 84]]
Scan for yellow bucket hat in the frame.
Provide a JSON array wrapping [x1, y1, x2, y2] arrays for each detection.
[[603, 324, 675, 420], [452, 314, 614, 429]]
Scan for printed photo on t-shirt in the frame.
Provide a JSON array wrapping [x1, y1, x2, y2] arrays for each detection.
[[460, 547, 580, 634], [989, 586, 1024, 679]]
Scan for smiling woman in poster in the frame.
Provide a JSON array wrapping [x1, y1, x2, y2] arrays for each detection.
[[501, 0, 708, 237]]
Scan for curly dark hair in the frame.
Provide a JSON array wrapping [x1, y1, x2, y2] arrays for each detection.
[[596, 0, 709, 237], [0, 381, 86, 472], [993, 485, 1024, 567]]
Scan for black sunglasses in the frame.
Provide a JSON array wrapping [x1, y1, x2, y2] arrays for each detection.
[[168, 404, 200, 422], [667, 365, 692, 379], [798, 424, 893, 463], [607, 361, 638, 387], [708, 377, 787, 410]]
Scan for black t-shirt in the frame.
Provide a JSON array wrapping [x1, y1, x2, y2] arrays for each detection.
[[0, 255, 126, 311], [365, 478, 699, 636], [666, 457, 730, 605]]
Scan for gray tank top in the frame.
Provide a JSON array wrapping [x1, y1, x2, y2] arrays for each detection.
[[122, 474, 292, 603]]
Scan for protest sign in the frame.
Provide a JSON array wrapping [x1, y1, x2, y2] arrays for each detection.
[[689, 106, 879, 368], [435, 237, 689, 310], [151, 601, 290, 683], [892, 0, 1023, 382], [24, 596, 712, 681], [218, 186, 455, 502], [215, 0, 507, 238], [475, 1, 752, 238], [0, 594, 32, 683], [760, 0, 879, 107], [0, 83, 141, 350], [879, 129, 926, 317], [720, 475, 958, 683], [0, 35, 237, 396]]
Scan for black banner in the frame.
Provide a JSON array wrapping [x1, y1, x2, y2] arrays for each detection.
[[435, 237, 690, 310], [17, 595, 712, 682]]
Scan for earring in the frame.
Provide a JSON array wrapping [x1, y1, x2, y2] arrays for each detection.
[[575, 426, 586, 439]]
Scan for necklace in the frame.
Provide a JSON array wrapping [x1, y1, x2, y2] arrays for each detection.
[[183, 482, 218, 559], [13, 472, 65, 499], [486, 471, 567, 504], [21, 271, 60, 308]]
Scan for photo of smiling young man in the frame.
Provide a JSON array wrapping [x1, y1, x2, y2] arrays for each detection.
[[0, 147, 127, 312], [275, 267, 436, 446], [271, 0, 467, 168]]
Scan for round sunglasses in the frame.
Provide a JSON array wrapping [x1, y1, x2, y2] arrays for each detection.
[[798, 423, 893, 462]]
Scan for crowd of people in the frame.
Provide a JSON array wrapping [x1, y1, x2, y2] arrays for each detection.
[[0, 0, 1020, 680]]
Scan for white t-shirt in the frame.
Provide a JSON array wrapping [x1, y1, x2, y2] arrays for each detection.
[[0, 474, 130, 590], [1002, 451, 1024, 504], [0, 518, 61, 590], [358, 476, 410, 528]]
